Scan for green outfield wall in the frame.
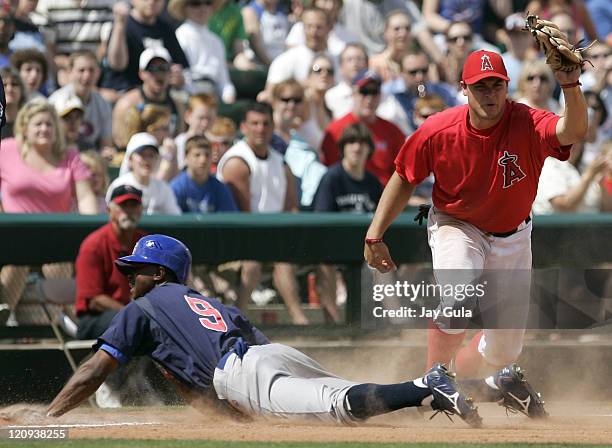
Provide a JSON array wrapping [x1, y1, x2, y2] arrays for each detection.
[[1, 212, 610, 323]]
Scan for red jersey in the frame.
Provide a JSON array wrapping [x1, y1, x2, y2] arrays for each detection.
[[320, 113, 406, 185], [75, 223, 147, 315], [395, 101, 571, 233]]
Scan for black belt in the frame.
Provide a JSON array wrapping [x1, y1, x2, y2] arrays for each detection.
[[489, 216, 531, 238]]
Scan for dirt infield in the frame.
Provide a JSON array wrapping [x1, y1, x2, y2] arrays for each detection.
[[2, 402, 612, 445]]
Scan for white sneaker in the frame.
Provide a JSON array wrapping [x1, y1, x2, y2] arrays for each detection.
[[95, 382, 122, 408], [5, 310, 18, 327], [251, 288, 276, 306], [0, 304, 10, 325]]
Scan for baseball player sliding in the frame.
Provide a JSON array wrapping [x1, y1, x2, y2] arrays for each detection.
[[46, 234, 482, 427], [365, 48, 588, 417]]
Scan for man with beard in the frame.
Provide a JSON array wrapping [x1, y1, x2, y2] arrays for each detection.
[[75, 184, 147, 340]]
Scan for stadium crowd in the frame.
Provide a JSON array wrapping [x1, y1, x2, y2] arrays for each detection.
[[0, 0, 611, 327]]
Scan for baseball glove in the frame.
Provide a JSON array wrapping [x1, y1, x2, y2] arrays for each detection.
[[524, 14, 595, 72]]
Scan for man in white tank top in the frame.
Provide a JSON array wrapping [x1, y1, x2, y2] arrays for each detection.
[[217, 102, 308, 324]]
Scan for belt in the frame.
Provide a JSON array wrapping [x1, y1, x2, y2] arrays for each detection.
[[217, 350, 234, 370], [216, 338, 250, 370], [489, 216, 531, 238]]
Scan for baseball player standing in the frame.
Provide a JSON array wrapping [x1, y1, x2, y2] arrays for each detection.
[[364, 49, 587, 417], [46, 234, 482, 427]]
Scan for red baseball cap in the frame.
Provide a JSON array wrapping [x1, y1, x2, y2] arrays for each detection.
[[108, 184, 143, 206], [462, 50, 509, 85]]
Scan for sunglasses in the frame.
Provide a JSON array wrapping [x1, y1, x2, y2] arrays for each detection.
[[147, 64, 170, 73], [359, 87, 380, 96], [407, 67, 428, 76], [186, 0, 214, 6], [447, 34, 473, 43], [526, 74, 548, 82], [312, 64, 334, 75], [279, 96, 303, 104]]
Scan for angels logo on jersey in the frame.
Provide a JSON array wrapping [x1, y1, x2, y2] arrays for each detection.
[[498, 150, 526, 188]]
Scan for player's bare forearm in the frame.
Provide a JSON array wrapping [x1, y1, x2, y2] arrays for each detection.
[[364, 173, 415, 273], [89, 294, 125, 312], [47, 351, 118, 417], [366, 172, 416, 239], [555, 69, 588, 146]]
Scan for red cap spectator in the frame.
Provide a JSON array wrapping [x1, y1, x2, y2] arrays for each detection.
[[108, 184, 143, 206]]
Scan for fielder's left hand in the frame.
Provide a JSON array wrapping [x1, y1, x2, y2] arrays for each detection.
[[364, 241, 397, 273]]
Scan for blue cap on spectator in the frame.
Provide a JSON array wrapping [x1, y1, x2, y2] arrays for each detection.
[[352, 69, 382, 89]]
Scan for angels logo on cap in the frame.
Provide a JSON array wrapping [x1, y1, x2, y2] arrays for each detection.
[[481, 54, 494, 71], [462, 50, 509, 85]]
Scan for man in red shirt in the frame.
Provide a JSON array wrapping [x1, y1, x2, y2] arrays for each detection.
[[75, 184, 147, 340], [319, 69, 405, 185], [364, 50, 587, 419]]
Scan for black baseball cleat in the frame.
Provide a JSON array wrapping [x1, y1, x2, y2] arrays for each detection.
[[494, 363, 548, 418], [426, 363, 482, 428]]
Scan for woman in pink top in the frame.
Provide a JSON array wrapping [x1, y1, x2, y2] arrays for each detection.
[[0, 100, 97, 325]]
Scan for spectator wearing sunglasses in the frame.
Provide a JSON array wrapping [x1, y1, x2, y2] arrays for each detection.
[[112, 48, 185, 151], [320, 69, 405, 186], [378, 50, 456, 135], [437, 21, 476, 90], [515, 61, 559, 113], [302, 54, 335, 150], [272, 79, 328, 208], [169, 0, 236, 104], [436, 21, 499, 92], [100, 0, 189, 96]]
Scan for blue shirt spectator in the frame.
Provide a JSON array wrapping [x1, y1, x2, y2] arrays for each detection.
[[171, 171, 237, 213], [170, 135, 238, 213], [586, 0, 612, 41]]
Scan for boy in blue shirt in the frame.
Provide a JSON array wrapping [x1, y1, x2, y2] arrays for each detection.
[[171, 135, 237, 213]]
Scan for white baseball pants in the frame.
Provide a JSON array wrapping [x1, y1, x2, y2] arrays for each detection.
[[213, 343, 357, 424], [427, 208, 532, 367]]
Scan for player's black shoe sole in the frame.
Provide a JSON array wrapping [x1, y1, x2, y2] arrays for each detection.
[[427, 363, 482, 428], [494, 363, 548, 418]]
